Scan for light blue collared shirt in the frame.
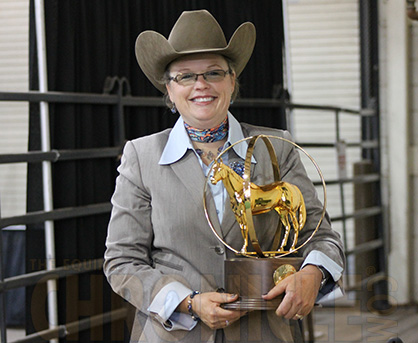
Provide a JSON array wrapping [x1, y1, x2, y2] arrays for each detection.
[[160, 112, 252, 223], [150, 112, 343, 331]]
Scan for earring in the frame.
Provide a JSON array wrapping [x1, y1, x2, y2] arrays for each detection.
[[230, 99, 234, 105], [171, 103, 177, 114]]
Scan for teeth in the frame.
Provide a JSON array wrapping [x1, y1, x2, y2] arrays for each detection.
[[193, 97, 214, 102]]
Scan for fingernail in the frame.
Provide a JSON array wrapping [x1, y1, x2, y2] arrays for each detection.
[[262, 292, 268, 296], [230, 294, 237, 298]]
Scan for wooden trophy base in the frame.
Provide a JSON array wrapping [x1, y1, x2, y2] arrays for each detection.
[[222, 257, 303, 310]]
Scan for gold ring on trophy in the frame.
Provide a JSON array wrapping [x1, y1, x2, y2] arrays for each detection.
[[203, 134, 327, 258], [203, 135, 328, 310]]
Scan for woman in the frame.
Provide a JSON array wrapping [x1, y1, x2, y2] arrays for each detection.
[[104, 10, 345, 343]]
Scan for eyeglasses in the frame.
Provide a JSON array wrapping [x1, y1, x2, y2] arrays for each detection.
[[168, 69, 231, 86]]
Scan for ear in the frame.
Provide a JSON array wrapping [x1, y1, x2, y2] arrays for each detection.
[[165, 83, 174, 103], [230, 71, 236, 88], [229, 71, 236, 94]]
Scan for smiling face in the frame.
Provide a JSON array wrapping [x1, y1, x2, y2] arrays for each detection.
[[165, 53, 236, 129]]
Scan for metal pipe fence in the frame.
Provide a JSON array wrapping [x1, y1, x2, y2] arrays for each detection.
[[0, 83, 382, 342]]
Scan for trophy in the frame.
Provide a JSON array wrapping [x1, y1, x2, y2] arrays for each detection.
[[203, 135, 326, 310]]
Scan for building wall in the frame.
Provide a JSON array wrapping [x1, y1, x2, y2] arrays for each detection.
[[287, 1, 418, 305], [378, 1, 417, 304], [285, 0, 361, 253], [0, 0, 29, 218], [411, 12, 418, 305]]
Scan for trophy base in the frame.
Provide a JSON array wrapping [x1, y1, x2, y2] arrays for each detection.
[[222, 257, 303, 311], [222, 295, 283, 310]]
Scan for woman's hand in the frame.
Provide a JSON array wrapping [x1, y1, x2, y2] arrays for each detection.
[[262, 264, 322, 320], [178, 292, 246, 330]]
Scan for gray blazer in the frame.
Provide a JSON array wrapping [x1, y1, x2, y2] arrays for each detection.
[[104, 122, 345, 342]]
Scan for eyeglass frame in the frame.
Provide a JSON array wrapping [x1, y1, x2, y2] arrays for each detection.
[[166, 69, 232, 86]]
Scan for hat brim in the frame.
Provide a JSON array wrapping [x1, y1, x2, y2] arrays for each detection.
[[135, 22, 256, 93]]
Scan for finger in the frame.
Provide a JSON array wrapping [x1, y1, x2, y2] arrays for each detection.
[[282, 305, 302, 320], [215, 309, 249, 330], [218, 292, 238, 303], [218, 314, 240, 329], [262, 281, 286, 300], [292, 313, 304, 321], [275, 291, 294, 317], [276, 284, 305, 318], [284, 306, 302, 320], [216, 318, 231, 330]]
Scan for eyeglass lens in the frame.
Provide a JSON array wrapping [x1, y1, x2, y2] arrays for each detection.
[[173, 70, 229, 85]]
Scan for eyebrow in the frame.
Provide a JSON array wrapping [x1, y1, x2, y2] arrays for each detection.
[[172, 64, 225, 73]]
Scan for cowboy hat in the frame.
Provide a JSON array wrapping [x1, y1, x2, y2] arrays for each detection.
[[135, 10, 256, 93]]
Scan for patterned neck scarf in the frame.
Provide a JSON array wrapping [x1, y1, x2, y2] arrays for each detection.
[[184, 117, 229, 143]]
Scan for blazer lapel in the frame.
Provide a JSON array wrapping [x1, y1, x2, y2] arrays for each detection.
[[220, 201, 236, 238], [170, 150, 224, 238]]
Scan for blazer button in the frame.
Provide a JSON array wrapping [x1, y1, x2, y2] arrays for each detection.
[[214, 246, 224, 255]]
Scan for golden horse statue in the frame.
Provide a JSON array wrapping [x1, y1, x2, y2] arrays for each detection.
[[210, 159, 306, 254]]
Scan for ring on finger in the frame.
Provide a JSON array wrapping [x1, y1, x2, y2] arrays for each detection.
[[294, 314, 304, 320], [225, 320, 229, 326]]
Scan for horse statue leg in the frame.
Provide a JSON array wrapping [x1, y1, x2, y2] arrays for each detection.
[[289, 210, 300, 250], [277, 212, 291, 252], [238, 222, 248, 253], [231, 197, 249, 253], [291, 191, 306, 250], [298, 200, 307, 229], [238, 203, 249, 253]]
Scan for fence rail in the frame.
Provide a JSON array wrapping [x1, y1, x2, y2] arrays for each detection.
[[0, 85, 382, 342]]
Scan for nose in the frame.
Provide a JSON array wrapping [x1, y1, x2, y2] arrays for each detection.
[[194, 74, 210, 88]]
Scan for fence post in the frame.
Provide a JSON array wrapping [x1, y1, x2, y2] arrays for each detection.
[[0, 205, 8, 343], [354, 160, 378, 312]]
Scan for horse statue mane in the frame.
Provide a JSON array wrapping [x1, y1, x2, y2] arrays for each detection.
[[211, 159, 306, 254]]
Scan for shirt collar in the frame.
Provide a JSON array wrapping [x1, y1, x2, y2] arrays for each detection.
[[159, 116, 192, 165], [159, 112, 255, 165], [226, 112, 251, 161]]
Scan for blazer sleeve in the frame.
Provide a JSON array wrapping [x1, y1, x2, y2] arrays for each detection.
[[103, 140, 181, 314]]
